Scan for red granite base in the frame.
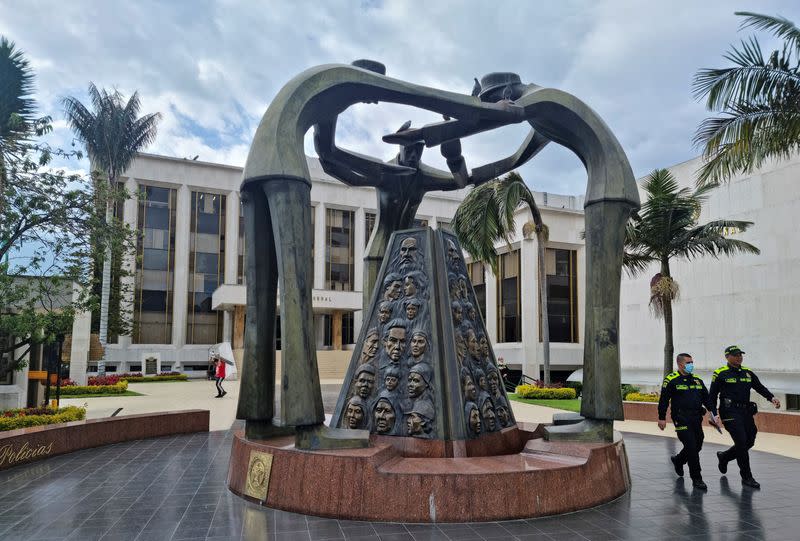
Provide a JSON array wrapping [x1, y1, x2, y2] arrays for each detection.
[[227, 423, 631, 522]]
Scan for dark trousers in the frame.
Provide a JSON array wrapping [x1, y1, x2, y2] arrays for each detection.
[[215, 377, 225, 396], [720, 410, 758, 479], [674, 416, 705, 480]]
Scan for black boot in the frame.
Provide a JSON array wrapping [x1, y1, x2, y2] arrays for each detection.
[[671, 455, 684, 477], [692, 478, 707, 490], [742, 477, 761, 489], [717, 451, 728, 474]]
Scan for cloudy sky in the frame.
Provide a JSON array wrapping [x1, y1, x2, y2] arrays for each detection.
[[3, 0, 800, 196]]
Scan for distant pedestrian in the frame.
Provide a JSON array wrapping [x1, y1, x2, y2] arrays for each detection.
[[657, 353, 712, 490], [708, 345, 780, 489], [214, 358, 227, 398]]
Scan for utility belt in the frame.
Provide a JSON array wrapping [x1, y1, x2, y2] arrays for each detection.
[[673, 407, 706, 418], [721, 398, 757, 415]]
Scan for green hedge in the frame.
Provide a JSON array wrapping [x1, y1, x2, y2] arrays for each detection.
[[60, 381, 128, 395], [625, 392, 660, 402], [0, 406, 86, 431], [123, 374, 188, 383], [515, 384, 577, 400]]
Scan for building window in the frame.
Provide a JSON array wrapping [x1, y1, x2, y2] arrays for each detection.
[[365, 211, 376, 247], [237, 201, 245, 285], [413, 218, 428, 228], [497, 250, 521, 343], [787, 394, 800, 411], [468, 261, 486, 320], [134, 185, 177, 344], [541, 248, 579, 343], [342, 312, 355, 345], [187, 191, 226, 344], [325, 208, 354, 291]]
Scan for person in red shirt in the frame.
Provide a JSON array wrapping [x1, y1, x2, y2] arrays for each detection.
[[214, 357, 227, 398]]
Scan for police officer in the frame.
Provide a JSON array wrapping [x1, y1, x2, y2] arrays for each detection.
[[658, 353, 711, 490], [709, 345, 781, 489]]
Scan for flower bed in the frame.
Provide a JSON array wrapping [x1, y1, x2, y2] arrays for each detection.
[[121, 373, 188, 383], [59, 372, 188, 389], [624, 392, 660, 402], [515, 384, 577, 400], [60, 381, 128, 395], [0, 406, 86, 432]]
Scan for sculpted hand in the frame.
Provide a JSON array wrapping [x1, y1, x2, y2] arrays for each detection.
[[657, 419, 666, 431], [772, 397, 781, 409]]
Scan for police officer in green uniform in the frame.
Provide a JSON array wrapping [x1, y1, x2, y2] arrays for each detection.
[[709, 345, 781, 489], [658, 353, 712, 490]]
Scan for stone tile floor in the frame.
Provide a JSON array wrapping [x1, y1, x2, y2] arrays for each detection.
[[1, 425, 798, 540]]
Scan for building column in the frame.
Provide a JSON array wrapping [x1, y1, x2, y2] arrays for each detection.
[[332, 310, 343, 350], [223, 310, 233, 343], [354, 207, 365, 292], [172, 185, 191, 347], [314, 204, 326, 290], [68, 284, 92, 386], [520, 235, 540, 379], [485, 264, 498, 344], [353, 207, 366, 336], [224, 190, 239, 285], [117, 177, 139, 349], [233, 306, 245, 349], [576, 246, 586, 345]]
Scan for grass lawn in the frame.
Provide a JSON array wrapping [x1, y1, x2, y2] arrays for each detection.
[[507, 394, 582, 413], [60, 390, 145, 398]]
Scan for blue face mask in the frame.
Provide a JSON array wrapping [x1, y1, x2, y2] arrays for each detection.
[[684, 363, 694, 374]]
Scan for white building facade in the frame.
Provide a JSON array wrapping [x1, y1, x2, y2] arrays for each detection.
[[618, 155, 800, 408], [63, 153, 587, 381]]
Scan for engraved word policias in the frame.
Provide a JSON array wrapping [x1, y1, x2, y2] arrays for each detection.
[[0, 441, 54, 466]]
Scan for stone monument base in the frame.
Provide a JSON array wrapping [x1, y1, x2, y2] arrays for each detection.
[[227, 423, 630, 522]]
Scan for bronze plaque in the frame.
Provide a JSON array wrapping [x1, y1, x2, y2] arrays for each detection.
[[243, 450, 273, 501]]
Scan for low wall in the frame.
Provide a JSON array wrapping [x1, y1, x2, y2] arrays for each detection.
[[623, 402, 800, 436], [0, 409, 209, 471]]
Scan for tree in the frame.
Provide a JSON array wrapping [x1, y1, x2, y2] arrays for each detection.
[[623, 169, 760, 376], [453, 172, 552, 383], [63, 84, 161, 345], [0, 37, 50, 218], [693, 11, 800, 184]]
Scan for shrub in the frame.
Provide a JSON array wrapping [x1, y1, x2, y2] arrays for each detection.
[[60, 378, 77, 387], [515, 385, 577, 400], [625, 392, 660, 402], [565, 381, 582, 397], [0, 406, 86, 431], [60, 381, 128, 395], [621, 384, 640, 400]]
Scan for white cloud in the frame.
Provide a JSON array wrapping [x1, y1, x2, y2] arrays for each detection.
[[3, 0, 799, 195]]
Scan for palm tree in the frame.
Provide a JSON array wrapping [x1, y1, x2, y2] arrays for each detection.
[[0, 37, 36, 214], [693, 12, 800, 184], [63, 83, 161, 346], [454, 172, 552, 384], [624, 169, 760, 376]]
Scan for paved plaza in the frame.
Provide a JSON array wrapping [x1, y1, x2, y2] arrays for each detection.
[[0, 381, 796, 540]]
